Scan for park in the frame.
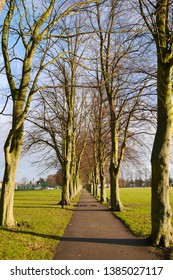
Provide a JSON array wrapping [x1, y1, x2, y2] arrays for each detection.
[[0, 187, 172, 259], [0, 0, 173, 260]]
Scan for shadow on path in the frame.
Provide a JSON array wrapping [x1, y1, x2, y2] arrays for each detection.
[[0, 227, 148, 247], [60, 236, 149, 247]]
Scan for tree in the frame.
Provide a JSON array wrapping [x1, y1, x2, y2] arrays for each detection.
[[46, 173, 60, 187], [138, 0, 173, 247], [0, 0, 101, 227], [86, 76, 110, 201], [24, 12, 91, 206], [88, 0, 149, 211]]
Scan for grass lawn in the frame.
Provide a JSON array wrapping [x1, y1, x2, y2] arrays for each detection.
[[0, 190, 79, 260], [107, 187, 173, 237], [1, 187, 173, 260]]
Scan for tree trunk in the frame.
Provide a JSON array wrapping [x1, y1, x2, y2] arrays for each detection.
[[92, 180, 96, 196], [110, 117, 123, 211], [99, 161, 106, 202], [0, 125, 23, 227], [150, 60, 173, 246], [90, 180, 94, 195], [98, 103, 106, 202], [72, 163, 82, 197], [58, 162, 71, 207], [110, 162, 123, 211], [94, 163, 99, 198], [69, 171, 74, 199], [0, 162, 16, 227]]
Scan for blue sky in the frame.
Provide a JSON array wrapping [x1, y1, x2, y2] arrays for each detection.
[[0, 114, 55, 183]]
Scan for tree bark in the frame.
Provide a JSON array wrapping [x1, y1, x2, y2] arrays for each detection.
[[150, 59, 173, 246], [0, 124, 23, 226], [110, 162, 123, 211], [109, 110, 123, 211], [58, 162, 71, 207], [138, 0, 173, 247], [98, 134, 106, 202], [0, 163, 16, 227], [99, 162, 106, 202]]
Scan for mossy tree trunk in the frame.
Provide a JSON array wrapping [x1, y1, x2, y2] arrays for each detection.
[[98, 122, 106, 203], [70, 124, 77, 199], [99, 158, 106, 202], [97, 86, 107, 203], [61, 162, 71, 207], [59, 55, 76, 206], [151, 60, 173, 246], [109, 113, 123, 211], [60, 87, 73, 207], [0, 121, 23, 227], [93, 138, 100, 198], [139, 0, 173, 246]]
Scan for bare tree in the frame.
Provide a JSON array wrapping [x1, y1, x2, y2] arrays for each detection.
[[24, 13, 91, 206], [88, 0, 150, 211], [85, 73, 110, 201], [25, 86, 88, 206]]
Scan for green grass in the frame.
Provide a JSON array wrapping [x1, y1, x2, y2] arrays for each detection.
[[107, 187, 173, 237], [0, 190, 79, 260], [1, 188, 173, 259]]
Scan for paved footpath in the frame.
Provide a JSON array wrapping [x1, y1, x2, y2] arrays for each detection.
[[54, 188, 162, 260]]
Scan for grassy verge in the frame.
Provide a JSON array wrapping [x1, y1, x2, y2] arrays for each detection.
[[106, 187, 173, 259], [106, 187, 173, 236], [113, 188, 152, 236], [0, 190, 79, 260]]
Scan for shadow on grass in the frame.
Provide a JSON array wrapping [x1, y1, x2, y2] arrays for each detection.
[[14, 205, 60, 209], [0, 227, 61, 241], [14, 205, 74, 211], [0, 227, 150, 247]]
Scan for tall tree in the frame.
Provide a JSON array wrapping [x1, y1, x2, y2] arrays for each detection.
[[86, 80, 110, 201], [90, 0, 148, 211], [24, 13, 90, 206], [138, 0, 173, 247]]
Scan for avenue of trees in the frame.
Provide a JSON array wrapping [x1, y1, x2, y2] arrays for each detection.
[[0, 0, 173, 247]]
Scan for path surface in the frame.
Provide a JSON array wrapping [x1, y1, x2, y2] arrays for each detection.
[[54, 189, 161, 260]]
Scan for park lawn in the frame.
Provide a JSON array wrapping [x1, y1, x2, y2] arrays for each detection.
[[107, 187, 173, 237], [0, 190, 79, 260]]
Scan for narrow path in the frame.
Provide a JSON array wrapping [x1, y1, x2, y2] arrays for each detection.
[[54, 188, 161, 260]]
